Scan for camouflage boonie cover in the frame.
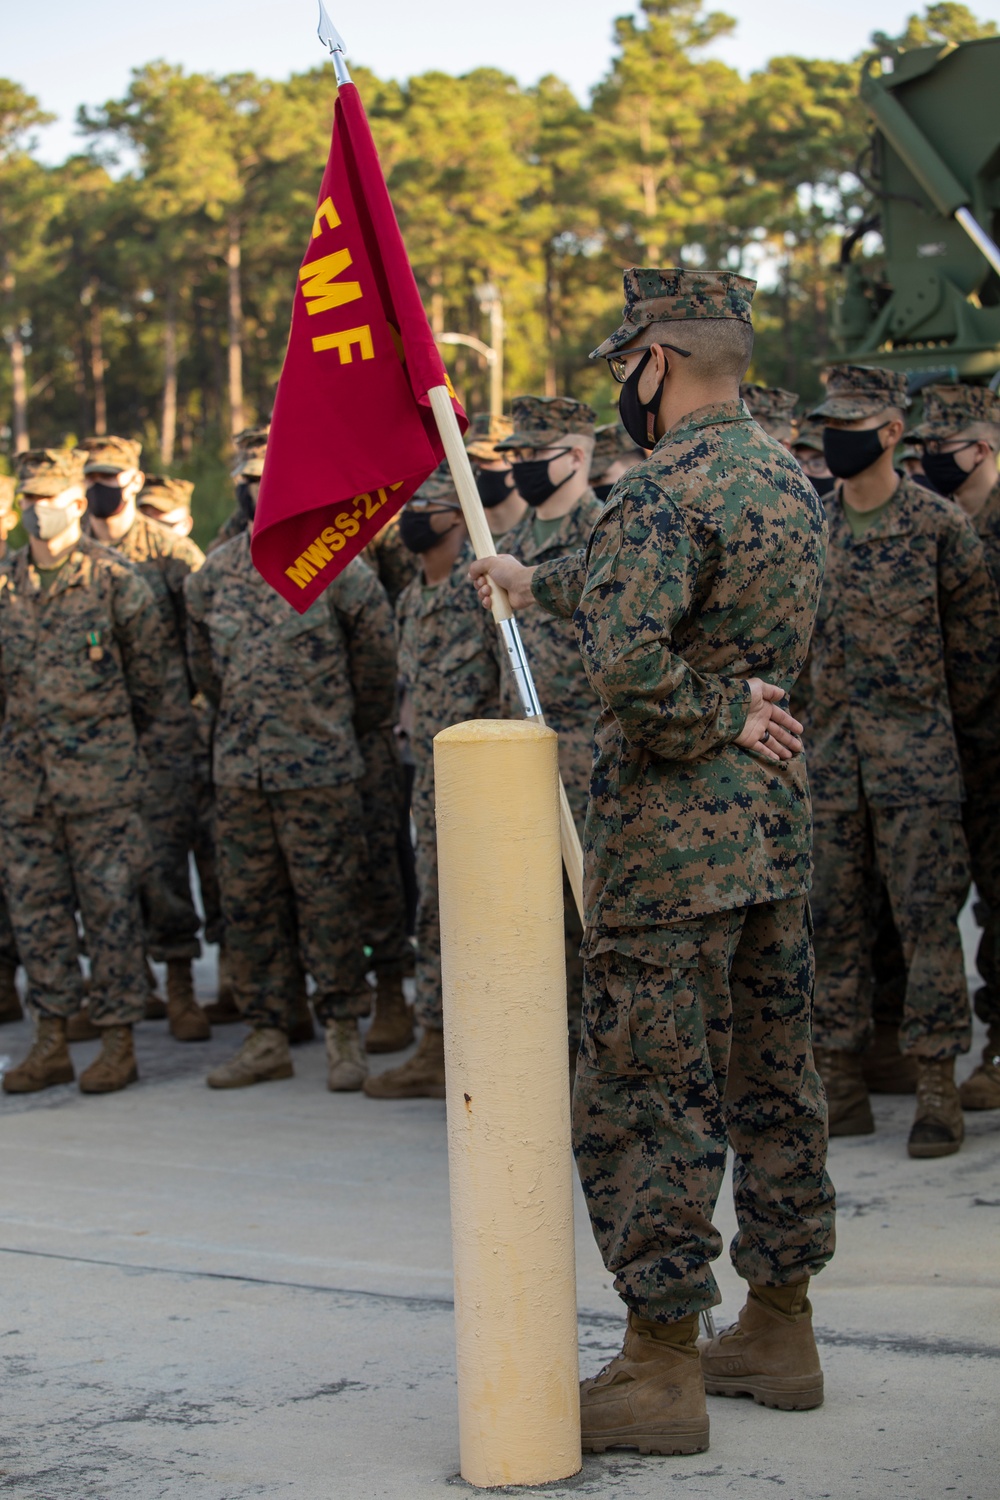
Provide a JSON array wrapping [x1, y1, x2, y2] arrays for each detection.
[[590, 422, 644, 480], [812, 365, 910, 422], [15, 449, 86, 497], [413, 458, 459, 505], [465, 413, 513, 462], [230, 426, 270, 479], [741, 384, 798, 442], [0, 475, 14, 514], [909, 383, 1000, 441], [80, 435, 142, 473], [592, 267, 756, 359], [496, 396, 597, 451], [140, 475, 195, 512]]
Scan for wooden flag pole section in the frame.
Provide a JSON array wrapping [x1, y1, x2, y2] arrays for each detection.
[[427, 384, 585, 924], [434, 719, 582, 1489]]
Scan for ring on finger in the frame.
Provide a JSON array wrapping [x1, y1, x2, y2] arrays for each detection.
[[762, 729, 770, 743]]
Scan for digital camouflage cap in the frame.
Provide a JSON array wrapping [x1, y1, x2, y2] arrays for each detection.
[[811, 365, 910, 422], [231, 426, 270, 479], [139, 474, 195, 513], [15, 448, 86, 497], [791, 417, 826, 453], [908, 383, 1000, 441], [0, 474, 14, 515], [464, 413, 514, 463], [591, 267, 756, 359], [412, 458, 460, 506], [741, 384, 799, 443], [80, 435, 143, 474], [590, 421, 644, 480], [495, 396, 597, 451]]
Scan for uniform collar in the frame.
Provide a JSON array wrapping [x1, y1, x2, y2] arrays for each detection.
[[509, 488, 599, 561], [654, 398, 751, 452], [828, 472, 927, 545], [15, 539, 91, 597]]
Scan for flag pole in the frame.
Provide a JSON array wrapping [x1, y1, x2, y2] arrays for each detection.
[[314, 5, 585, 922]]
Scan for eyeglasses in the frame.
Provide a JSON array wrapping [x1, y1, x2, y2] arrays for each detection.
[[607, 343, 692, 385], [918, 438, 977, 457], [506, 446, 572, 464]]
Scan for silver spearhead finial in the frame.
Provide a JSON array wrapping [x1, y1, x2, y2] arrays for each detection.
[[317, 0, 352, 84]]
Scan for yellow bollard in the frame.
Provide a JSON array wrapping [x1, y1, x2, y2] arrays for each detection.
[[433, 719, 581, 1489]]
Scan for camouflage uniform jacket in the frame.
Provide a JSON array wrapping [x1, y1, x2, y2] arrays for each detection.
[[364, 514, 418, 606], [397, 544, 502, 769], [799, 476, 1000, 812], [86, 511, 204, 763], [973, 479, 1000, 590], [0, 538, 165, 818], [531, 399, 827, 931], [500, 493, 604, 779], [185, 531, 396, 790]]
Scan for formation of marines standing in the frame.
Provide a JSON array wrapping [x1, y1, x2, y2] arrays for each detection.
[[1, 249, 999, 1460]]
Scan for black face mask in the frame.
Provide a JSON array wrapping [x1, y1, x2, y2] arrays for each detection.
[[921, 443, 979, 497], [87, 481, 126, 519], [475, 469, 513, 509], [812, 474, 836, 500], [617, 350, 664, 450], [822, 423, 890, 480], [510, 450, 573, 509], [238, 486, 257, 528], [399, 506, 458, 554], [593, 482, 614, 502]]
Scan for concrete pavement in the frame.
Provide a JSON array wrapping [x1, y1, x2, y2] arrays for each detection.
[[1, 941, 998, 1499]]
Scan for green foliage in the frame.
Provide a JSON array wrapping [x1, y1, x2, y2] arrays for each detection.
[[2, 0, 996, 475]]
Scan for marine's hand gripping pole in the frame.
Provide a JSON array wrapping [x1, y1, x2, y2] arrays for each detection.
[[427, 387, 585, 925]]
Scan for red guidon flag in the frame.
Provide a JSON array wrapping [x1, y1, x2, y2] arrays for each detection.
[[250, 80, 466, 611]]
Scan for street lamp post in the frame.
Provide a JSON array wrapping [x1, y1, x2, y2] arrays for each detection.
[[436, 284, 505, 418]]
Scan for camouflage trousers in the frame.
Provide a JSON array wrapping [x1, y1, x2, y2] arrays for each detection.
[[811, 799, 972, 1060], [963, 771, 1000, 1030], [412, 767, 442, 1031], [0, 803, 148, 1025], [192, 763, 223, 946], [215, 783, 371, 1031], [561, 751, 589, 1058], [141, 758, 202, 962], [574, 896, 835, 1322], [357, 728, 413, 979]]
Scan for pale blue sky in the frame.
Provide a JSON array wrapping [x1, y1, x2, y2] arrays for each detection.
[[9, 0, 1000, 163]]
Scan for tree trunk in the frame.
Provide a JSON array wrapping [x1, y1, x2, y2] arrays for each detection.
[[89, 285, 107, 436], [226, 218, 244, 437], [10, 325, 28, 454], [162, 287, 179, 466], [543, 246, 559, 398]]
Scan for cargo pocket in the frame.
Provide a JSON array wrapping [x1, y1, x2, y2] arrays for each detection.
[[581, 932, 703, 1078]]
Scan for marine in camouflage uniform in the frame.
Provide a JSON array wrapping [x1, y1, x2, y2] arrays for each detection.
[[364, 464, 502, 1100], [82, 438, 208, 1040], [0, 449, 165, 1096], [204, 426, 268, 556], [465, 413, 527, 536], [500, 268, 834, 1447], [908, 383, 1000, 1111], [496, 396, 604, 1058], [740, 383, 798, 447], [186, 523, 398, 1092], [0, 475, 24, 1023], [800, 366, 1000, 1155]]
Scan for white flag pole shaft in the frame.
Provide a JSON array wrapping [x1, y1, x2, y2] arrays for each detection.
[[428, 386, 585, 923]]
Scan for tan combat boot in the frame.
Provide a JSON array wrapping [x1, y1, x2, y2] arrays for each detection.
[[326, 1017, 368, 1091], [861, 1022, 917, 1094], [908, 1057, 964, 1157], [203, 941, 240, 1024], [79, 1024, 139, 1094], [365, 976, 414, 1054], [2, 1015, 75, 1093], [814, 1046, 875, 1135], [166, 959, 210, 1041], [699, 1282, 823, 1410], [207, 1027, 293, 1089], [0, 962, 23, 1025], [363, 1026, 445, 1099], [959, 1028, 1000, 1110], [66, 1006, 102, 1042], [580, 1311, 709, 1455]]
